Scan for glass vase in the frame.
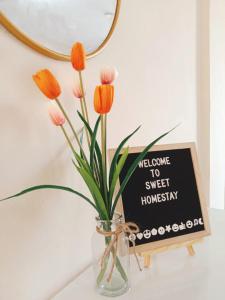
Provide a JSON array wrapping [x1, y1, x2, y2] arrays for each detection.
[[91, 214, 130, 297]]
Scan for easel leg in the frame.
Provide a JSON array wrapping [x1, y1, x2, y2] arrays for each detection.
[[187, 245, 195, 256], [143, 254, 151, 268]]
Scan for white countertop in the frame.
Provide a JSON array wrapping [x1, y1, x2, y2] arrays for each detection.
[[52, 209, 225, 300]]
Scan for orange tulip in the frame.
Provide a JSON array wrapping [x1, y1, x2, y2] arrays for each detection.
[[94, 85, 114, 114], [33, 69, 61, 99], [71, 42, 86, 71]]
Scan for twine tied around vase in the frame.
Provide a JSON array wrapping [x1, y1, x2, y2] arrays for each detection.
[[96, 222, 142, 282]]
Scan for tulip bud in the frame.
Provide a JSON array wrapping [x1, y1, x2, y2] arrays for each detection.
[[94, 85, 114, 114], [71, 42, 86, 71], [100, 67, 118, 85], [33, 69, 61, 100], [73, 82, 83, 99], [48, 104, 65, 126]]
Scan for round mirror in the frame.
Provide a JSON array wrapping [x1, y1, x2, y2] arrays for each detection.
[[0, 0, 121, 60]]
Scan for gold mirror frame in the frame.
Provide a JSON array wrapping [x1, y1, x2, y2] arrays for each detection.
[[0, 0, 121, 61]]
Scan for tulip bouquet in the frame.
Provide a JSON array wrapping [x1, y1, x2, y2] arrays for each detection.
[[3, 42, 172, 295], [4, 42, 170, 220]]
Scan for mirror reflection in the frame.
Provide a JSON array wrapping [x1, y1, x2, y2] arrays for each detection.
[[0, 0, 118, 55]]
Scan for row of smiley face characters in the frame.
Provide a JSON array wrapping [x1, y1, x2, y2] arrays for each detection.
[[129, 218, 204, 241]]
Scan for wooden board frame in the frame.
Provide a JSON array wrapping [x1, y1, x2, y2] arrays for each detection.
[[108, 142, 211, 253]]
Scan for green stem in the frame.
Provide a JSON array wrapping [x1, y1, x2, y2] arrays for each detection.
[[104, 115, 107, 171], [60, 125, 76, 154], [56, 98, 80, 146], [79, 71, 90, 124], [55, 98, 87, 160], [101, 115, 105, 168], [104, 115, 109, 210], [79, 100, 91, 147], [79, 101, 86, 125], [79, 100, 100, 185], [96, 223, 128, 285], [101, 114, 108, 211], [97, 252, 128, 285]]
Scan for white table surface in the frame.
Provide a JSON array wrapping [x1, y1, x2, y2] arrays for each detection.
[[52, 209, 225, 300]]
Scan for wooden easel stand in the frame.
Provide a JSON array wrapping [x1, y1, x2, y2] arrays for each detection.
[[139, 238, 202, 268]]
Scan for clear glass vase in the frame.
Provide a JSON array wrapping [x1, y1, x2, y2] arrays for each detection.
[[91, 214, 130, 297]]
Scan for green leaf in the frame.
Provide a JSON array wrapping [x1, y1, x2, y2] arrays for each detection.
[[90, 116, 101, 171], [1, 185, 97, 211], [108, 147, 129, 204], [76, 166, 109, 220], [74, 151, 92, 175], [79, 127, 85, 159], [77, 112, 102, 161], [111, 127, 175, 217], [73, 153, 103, 213], [77, 111, 94, 138], [109, 126, 141, 187], [79, 127, 84, 143], [78, 111, 104, 193]]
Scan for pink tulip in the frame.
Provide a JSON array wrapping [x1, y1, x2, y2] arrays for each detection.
[[73, 82, 83, 99], [48, 104, 65, 126], [100, 67, 118, 85]]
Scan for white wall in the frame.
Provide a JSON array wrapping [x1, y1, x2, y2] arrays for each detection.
[[0, 1, 201, 299], [210, 0, 225, 209], [196, 0, 210, 204]]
